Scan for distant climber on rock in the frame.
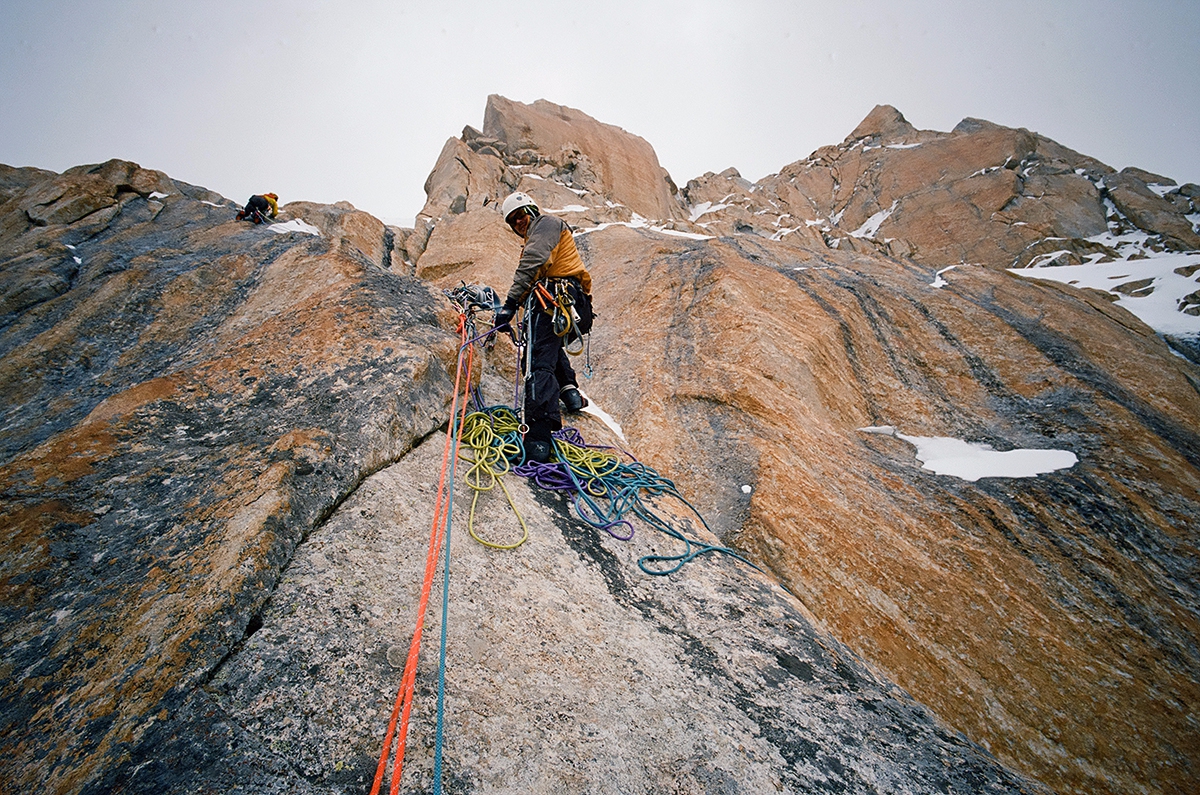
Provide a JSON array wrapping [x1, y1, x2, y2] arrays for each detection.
[[236, 193, 278, 224], [494, 191, 594, 463]]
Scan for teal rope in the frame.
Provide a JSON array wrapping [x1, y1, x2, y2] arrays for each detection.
[[551, 437, 761, 575], [433, 351, 469, 792], [466, 404, 760, 576]]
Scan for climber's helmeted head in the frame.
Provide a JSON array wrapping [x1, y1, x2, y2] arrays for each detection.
[[501, 191, 538, 235], [264, 193, 278, 200]]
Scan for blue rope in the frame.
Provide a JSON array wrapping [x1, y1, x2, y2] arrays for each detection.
[[552, 435, 760, 575], [433, 345, 470, 793]]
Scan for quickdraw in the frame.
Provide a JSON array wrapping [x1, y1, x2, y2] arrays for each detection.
[[531, 279, 585, 355]]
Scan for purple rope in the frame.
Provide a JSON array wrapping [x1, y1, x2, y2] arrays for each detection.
[[513, 459, 573, 489], [512, 456, 635, 540], [555, 427, 638, 462]]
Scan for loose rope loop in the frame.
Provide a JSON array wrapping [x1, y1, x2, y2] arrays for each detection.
[[514, 429, 762, 576], [459, 407, 529, 549]]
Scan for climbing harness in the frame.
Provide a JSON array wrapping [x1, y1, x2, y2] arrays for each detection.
[[521, 278, 593, 414], [531, 279, 586, 354]]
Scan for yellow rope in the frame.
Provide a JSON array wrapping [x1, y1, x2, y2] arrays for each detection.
[[552, 437, 621, 495], [459, 409, 529, 549]]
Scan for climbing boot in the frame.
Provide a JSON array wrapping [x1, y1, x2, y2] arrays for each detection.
[[526, 439, 552, 463], [561, 385, 587, 413]]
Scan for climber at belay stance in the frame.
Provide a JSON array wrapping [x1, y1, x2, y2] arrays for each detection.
[[493, 191, 594, 463]]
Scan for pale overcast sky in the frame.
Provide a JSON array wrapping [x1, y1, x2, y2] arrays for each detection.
[[2, 0, 1197, 226]]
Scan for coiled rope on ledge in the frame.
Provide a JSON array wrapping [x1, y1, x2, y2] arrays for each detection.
[[514, 427, 760, 576], [458, 398, 761, 577], [458, 404, 530, 550]]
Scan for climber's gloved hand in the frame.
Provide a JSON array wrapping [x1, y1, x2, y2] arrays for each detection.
[[494, 300, 517, 331]]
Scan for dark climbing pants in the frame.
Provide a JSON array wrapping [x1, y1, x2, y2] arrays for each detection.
[[523, 283, 584, 445], [244, 195, 269, 215]]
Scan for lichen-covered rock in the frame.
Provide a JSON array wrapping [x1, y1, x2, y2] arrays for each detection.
[[0, 162, 458, 795], [395, 98, 1200, 795], [3, 93, 1199, 795], [566, 224, 1200, 795], [188, 434, 1048, 795]]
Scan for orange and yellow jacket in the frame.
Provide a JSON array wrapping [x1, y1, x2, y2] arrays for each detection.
[[504, 213, 592, 307]]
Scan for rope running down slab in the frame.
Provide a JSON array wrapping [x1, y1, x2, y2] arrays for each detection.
[[370, 313, 474, 795]]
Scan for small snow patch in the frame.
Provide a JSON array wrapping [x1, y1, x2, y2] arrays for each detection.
[[689, 201, 730, 222], [270, 219, 322, 236], [740, 484, 753, 494], [930, 265, 957, 288], [859, 426, 1077, 481], [1029, 250, 1074, 268], [850, 201, 897, 239], [579, 392, 625, 442], [577, 214, 714, 241], [149, 191, 170, 200]]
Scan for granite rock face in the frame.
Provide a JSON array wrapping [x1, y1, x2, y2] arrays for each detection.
[[482, 95, 682, 222], [571, 229, 1200, 795], [2, 96, 1199, 795], [678, 105, 1200, 269], [195, 433, 1046, 795], [0, 162, 457, 794], [403, 100, 1200, 795]]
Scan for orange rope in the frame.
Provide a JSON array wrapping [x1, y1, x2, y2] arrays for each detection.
[[371, 315, 475, 795]]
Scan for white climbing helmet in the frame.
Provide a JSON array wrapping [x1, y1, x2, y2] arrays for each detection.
[[501, 191, 538, 223]]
